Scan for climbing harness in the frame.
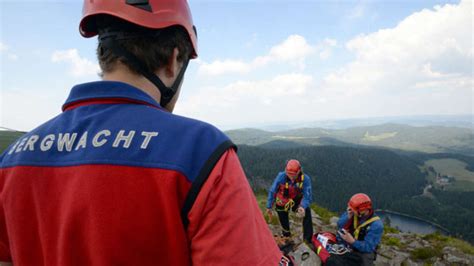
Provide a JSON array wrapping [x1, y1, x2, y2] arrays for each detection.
[[353, 216, 380, 239]]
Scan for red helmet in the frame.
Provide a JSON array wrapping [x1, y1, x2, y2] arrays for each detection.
[[79, 0, 198, 58], [348, 193, 372, 212], [286, 159, 301, 177]]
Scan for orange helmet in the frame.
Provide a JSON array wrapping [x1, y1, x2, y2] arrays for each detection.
[[80, 0, 197, 58], [285, 159, 301, 177], [348, 193, 372, 212]]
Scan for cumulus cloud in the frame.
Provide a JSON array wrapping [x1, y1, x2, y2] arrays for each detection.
[[176, 73, 313, 125], [0, 42, 7, 52], [1, 88, 66, 131], [182, 1, 472, 127], [0, 41, 19, 61], [198, 35, 336, 76], [322, 0, 472, 97], [51, 49, 100, 77]]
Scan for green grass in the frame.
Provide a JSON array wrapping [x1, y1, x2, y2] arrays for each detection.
[[423, 232, 474, 255], [422, 158, 474, 192], [310, 203, 337, 224], [255, 191, 280, 225], [0, 131, 25, 153], [363, 131, 398, 142], [424, 159, 474, 182], [384, 237, 402, 248], [384, 225, 400, 234], [410, 247, 441, 260]]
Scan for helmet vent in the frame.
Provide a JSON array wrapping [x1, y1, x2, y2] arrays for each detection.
[[126, 0, 153, 12]]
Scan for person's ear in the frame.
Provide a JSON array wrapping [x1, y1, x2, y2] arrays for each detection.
[[165, 48, 181, 79]]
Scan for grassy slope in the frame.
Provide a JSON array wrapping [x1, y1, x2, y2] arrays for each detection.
[[424, 158, 474, 191]]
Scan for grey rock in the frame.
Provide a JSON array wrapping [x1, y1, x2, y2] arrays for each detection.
[[407, 240, 423, 250], [290, 242, 321, 266], [329, 216, 339, 227], [442, 246, 474, 264], [433, 258, 446, 266]]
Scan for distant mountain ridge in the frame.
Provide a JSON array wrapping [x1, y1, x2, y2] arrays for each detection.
[[240, 114, 473, 131], [226, 123, 474, 156]]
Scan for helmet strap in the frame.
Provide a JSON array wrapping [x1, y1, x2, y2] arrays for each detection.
[[99, 32, 189, 108]]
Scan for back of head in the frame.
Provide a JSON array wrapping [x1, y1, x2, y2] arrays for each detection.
[[79, 0, 197, 108]]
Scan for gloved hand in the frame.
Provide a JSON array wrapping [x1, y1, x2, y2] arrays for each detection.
[[296, 207, 305, 218], [338, 228, 356, 244], [266, 208, 273, 220]]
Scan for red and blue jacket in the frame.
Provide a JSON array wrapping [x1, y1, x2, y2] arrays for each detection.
[[337, 211, 384, 253], [267, 171, 312, 210], [0, 81, 281, 265]]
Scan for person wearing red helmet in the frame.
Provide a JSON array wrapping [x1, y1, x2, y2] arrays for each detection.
[[266, 159, 314, 243], [0, 1, 282, 265], [319, 193, 384, 266]]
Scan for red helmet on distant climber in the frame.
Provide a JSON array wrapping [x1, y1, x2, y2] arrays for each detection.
[[79, 0, 198, 58], [286, 159, 301, 177], [348, 193, 372, 212]]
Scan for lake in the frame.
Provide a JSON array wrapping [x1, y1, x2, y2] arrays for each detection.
[[375, 210, 449, 235]]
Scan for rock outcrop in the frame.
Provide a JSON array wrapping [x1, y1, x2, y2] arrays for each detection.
[[267, 209, 474, 265]]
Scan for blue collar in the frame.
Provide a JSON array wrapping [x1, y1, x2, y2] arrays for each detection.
[[62, 81, 164, 111]]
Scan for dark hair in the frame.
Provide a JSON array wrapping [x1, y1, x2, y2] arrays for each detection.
[[95, 15, 193, 75]]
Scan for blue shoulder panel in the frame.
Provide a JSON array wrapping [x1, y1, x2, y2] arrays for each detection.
[[1, 82, 232, 183]]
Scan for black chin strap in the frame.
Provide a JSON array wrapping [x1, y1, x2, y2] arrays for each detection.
[[100, 33, 189, 108]]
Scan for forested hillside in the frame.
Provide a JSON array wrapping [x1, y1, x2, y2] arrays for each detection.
[[227, 124, 474, 156], [238, 144, 474, 244]]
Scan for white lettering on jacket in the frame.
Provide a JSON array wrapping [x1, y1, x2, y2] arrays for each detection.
[[24, 135, 39, 151], [57, 133, 78, 152], [112, 130, 135, 148], [93, 130, 111, 147], [40, 134, 55, 151], [140, 131, 159, 149], [4, 130, 159, 155], [75, 131, 88, 150], [15, 137, 28, 153]]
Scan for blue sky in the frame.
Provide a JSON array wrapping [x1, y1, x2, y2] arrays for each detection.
[[1, 0, 472, 131]]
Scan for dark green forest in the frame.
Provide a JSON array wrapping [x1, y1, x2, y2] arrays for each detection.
[[237, 144, 474, 244]]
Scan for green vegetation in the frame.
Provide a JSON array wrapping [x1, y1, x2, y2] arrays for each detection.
[[363, 131, 398, 141], [423, 232, 474, 255], [0, 131, 25, 153], [255, 191, 279, 225], [239, 145, 474, 244], [384, 226, 400, 234], [384, 237, 402, 248], [423, 158, 474, 191], [226, 124, 474, 156], [310, 203, 337, 224], [410, 247, 441, 260]]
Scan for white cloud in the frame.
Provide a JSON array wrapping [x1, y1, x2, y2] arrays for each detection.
[[51, 49, 100, 77], [0, 41, 18, 61], [176, 73, 313, 125], [322, 0, 472, 98], [198, 59, 249, 76], [7, 54, 18, 61], [1, 88, 66, 131], [181, 1, 472, 128], [318, 38, 338, 60], [198, 35, 335, 76], [0, 42, 8, 52]]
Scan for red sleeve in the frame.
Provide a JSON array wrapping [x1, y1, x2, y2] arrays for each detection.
[[0, 170, 12, 261], [187, 149, 282, 266]]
